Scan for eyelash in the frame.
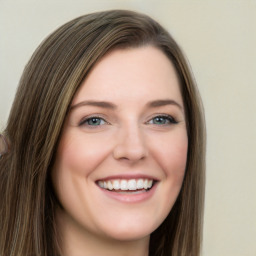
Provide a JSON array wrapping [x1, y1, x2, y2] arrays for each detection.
[[79, 114, 177, 128], [79, 116, 108, 127], [147, 114, 178, 125]]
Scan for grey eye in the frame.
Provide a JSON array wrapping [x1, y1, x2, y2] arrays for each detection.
[[149, 115, 177, 125], [80, 117, 106, 126]]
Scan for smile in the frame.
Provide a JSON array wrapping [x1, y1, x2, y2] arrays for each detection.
[[96, 177, 158, 203], [97, 178, 154, 191]]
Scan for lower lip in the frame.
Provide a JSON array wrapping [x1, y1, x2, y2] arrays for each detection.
[[98, 183, 158, 203]]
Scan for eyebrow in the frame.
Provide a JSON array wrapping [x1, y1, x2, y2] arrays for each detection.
[[70, 99, 183, 111], [70, 100, 117, 111], [146, 99, 183, 110]]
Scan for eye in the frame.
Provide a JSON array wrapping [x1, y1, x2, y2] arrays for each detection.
[[148, 115, 177, 125], [79, 116, 107, 127]]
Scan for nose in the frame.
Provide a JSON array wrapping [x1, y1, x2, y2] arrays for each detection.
[[112, 124, 148, 162]]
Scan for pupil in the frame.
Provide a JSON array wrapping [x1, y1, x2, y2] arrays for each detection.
[[154, 117, 165, 124], [90, 118, 100, 125]]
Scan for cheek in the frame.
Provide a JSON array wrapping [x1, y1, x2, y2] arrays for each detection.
[[51, 133, 110, 224], [146, 131, 188, 224], [149, 130, 188, 210], [152, 131, 188, 180], [167, 139, 188, 177], [167, 140, 187, 187], [55, 132, 112, 177]]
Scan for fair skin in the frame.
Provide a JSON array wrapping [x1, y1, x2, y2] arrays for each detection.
[[52, 46, 188, 256]]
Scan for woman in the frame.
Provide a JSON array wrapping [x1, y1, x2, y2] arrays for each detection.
[[0, 10, 206, 256]]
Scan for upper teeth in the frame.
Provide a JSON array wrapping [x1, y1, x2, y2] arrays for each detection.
[[97, 179, 153, 191]]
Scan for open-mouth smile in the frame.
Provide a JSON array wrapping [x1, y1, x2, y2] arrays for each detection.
[[98, 178, 153, 190], [96, 177, 158, 200]]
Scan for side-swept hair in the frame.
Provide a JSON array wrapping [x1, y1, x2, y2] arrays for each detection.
[[0, 10, 206, 256]]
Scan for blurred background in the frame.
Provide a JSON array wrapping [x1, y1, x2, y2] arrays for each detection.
[[0, 1, 255, 255]]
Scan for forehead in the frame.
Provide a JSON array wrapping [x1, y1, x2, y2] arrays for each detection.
[[72, 46, 183, 105]]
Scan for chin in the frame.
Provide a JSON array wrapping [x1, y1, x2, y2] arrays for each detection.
[[97, 213, 163, 242], [103, 227, 152, 242]]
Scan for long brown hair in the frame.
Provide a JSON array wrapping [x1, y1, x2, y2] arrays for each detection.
[[0, 10, 206, 256]]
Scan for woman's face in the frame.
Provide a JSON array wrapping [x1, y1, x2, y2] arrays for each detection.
[[52, 46, 188, 242]]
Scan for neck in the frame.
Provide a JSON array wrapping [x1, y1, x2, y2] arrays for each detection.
[[55, 208, 149, 256]]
